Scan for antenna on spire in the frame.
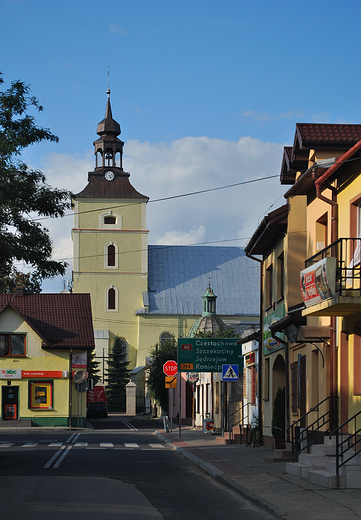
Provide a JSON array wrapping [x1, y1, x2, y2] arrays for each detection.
[[107, 66, 110, 97]]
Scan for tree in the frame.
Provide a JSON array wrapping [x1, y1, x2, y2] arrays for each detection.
[[147, 335, 177, 412], [106, 337, 131, 412], [0, 74, 72, 290], [87, 349, 101, 387]]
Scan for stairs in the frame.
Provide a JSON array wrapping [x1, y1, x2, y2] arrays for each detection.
[[216, 426, 249, 445], [286, 435, 361, 489]]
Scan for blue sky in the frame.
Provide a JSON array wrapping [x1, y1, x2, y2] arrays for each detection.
[[1, 0, 360, 291]]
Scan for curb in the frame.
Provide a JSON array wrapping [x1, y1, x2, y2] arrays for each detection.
[[155, 430, 284, 519]]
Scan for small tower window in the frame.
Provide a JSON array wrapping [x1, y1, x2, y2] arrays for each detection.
[[107, 244, 116, 267], [104, 216, 116, 225]]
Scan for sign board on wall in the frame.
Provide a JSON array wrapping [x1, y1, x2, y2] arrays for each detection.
[[177, 338, 242, 373], [263, 304, 285, 356], [300, 257, 336, 308], [0, 369, 22, 379]]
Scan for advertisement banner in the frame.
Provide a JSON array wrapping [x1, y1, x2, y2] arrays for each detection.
[[300, 257, 336, 308], [263, 305, 285, 356]]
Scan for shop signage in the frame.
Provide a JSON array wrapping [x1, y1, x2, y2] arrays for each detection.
[[300, 257, 336, 308], [177, 338, 242, 373], [0, 369, 21, 379], [22, 371, 63, 378], [263, 305, 285, 355]]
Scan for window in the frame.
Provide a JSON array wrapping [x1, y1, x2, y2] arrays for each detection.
[[29, 381, 53, 409], [0, 334, 25, 356], [107, 244, 116, 267], [160, 332, 172, 345], [316, 213, 328, 251], [277, 253, 284, 301], [265, 264, 273, 309], [104, 216, 116, 225], [108, 288, 116, 310]]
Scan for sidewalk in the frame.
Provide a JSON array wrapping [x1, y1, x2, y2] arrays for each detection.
[[155, 426, 361, 520]]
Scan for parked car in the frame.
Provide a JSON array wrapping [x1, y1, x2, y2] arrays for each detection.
[[86, 401, 108, 418]]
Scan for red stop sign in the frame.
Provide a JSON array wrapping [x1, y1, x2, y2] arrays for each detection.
[[163, 360, 178, 376]]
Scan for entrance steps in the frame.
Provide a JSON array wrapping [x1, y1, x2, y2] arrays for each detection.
[[216, 426, 249, 445], [264, 442, 292, 462], [286, 435, 361, 489]]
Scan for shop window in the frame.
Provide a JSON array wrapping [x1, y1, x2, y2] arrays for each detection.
[[29, 381, 53, 409], [0, 334, 25, 356]]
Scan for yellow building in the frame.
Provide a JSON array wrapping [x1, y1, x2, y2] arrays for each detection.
[[0, 290, 94, 426], [72, 91, 260, 414]]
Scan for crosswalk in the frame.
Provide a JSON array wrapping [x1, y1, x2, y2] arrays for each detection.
[[0, 441, 166, 450]]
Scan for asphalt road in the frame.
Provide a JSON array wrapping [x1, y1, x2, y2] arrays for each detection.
[[0, 415, 273, 520]]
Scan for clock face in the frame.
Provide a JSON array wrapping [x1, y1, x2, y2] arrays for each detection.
[[105, 170, 115, 181]]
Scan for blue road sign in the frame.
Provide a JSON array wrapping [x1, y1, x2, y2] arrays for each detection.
[[222, 364, 239, 381]]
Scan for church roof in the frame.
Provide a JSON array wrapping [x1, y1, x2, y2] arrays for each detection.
[[146, 245, 259, 316]]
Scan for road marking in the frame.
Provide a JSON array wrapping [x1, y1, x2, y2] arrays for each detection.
[[48, 443, 63, 447], [44, 446, 66, 468], [124, 443, 139, 448], [74, 442, 88, 447], [100, 442, 113, 448], [54, 445, 72, 468], [0, 443, 14, 447], [122, 420, 138, 431], [148, 443, 165, 448], [22, 443, 38, 447]]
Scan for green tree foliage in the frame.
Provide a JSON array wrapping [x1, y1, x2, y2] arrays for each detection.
[[106, 337, 131, 412], [0, 74, 72, 289], [87, 349, 101, 387], [147, 335, 177, 412], [195, 326, 240, 339], [0, 268, 41, 294]]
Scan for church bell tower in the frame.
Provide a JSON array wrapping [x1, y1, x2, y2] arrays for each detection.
[[72, 90, 149, 374]]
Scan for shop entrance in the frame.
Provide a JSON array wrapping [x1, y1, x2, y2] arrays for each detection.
[[2, 386, 19, 420]]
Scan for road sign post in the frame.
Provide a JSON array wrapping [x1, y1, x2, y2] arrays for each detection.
[[163, 361, 177, 433], [163, 360, 178, 377]]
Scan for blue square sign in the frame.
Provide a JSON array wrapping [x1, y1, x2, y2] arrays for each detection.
[[222, 364, 239, 381]]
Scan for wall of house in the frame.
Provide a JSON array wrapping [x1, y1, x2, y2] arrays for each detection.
[[0, 308, 73, 426]]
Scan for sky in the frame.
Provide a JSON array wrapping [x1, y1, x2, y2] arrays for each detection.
[[1, 0, 360, 292]]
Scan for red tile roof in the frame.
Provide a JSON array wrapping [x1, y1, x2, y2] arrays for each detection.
[[296, 123, 361, 146], [0, 293, 94, 349]]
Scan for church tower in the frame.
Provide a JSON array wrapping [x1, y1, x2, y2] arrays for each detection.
[[72, 89, 149, 374]]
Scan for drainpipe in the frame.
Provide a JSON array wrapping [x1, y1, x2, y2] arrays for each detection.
[[313, 169, 338, 427], [246, 252, 263, 443]]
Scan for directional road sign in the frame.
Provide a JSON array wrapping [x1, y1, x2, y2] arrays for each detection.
[[177, 338, 243, 372]]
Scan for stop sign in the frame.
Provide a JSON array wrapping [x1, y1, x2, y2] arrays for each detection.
[[163, 360, 178, 376]]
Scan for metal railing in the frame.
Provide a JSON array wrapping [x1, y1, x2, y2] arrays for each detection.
[[230, 402, 252, 444], [329, 410, 361, 476], [287, 396, 338, 462], [305, 238, 361, 295]]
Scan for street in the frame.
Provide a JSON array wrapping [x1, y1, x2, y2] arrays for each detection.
[[0, 416, 273, 520]]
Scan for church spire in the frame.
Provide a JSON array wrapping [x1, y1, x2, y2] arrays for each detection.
[[93, 88, 124, 169]]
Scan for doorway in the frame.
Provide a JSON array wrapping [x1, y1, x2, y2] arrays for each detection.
[[2, 386, 19, 420]]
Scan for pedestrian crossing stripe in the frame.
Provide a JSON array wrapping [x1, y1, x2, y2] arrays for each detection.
[[222, 364, 239, 381], [0, 442, 166, 449]]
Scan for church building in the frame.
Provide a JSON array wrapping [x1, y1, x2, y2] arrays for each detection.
[[72, 90, 260, 413]]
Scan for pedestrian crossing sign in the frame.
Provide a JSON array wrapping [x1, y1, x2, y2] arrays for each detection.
[[222, 364, 239, 381]]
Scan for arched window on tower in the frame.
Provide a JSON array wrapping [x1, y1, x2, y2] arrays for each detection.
[[107, 244, 116, 267], [160, 332, 172, 346], [107, 286, 117, 311]]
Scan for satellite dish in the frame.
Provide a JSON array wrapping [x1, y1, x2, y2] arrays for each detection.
[[73, 369, 86, 383]]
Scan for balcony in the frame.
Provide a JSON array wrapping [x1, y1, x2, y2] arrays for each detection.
[[301, 238, 361, 317]]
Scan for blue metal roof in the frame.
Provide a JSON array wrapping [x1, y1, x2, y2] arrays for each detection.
[[147, 245, 259, 316]]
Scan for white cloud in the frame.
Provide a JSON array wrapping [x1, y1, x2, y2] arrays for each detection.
[[38, 135, 286, 292], [109, 25, 127, 35]]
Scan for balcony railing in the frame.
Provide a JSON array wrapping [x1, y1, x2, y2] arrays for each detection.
[[305, 238, 361, 296]]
